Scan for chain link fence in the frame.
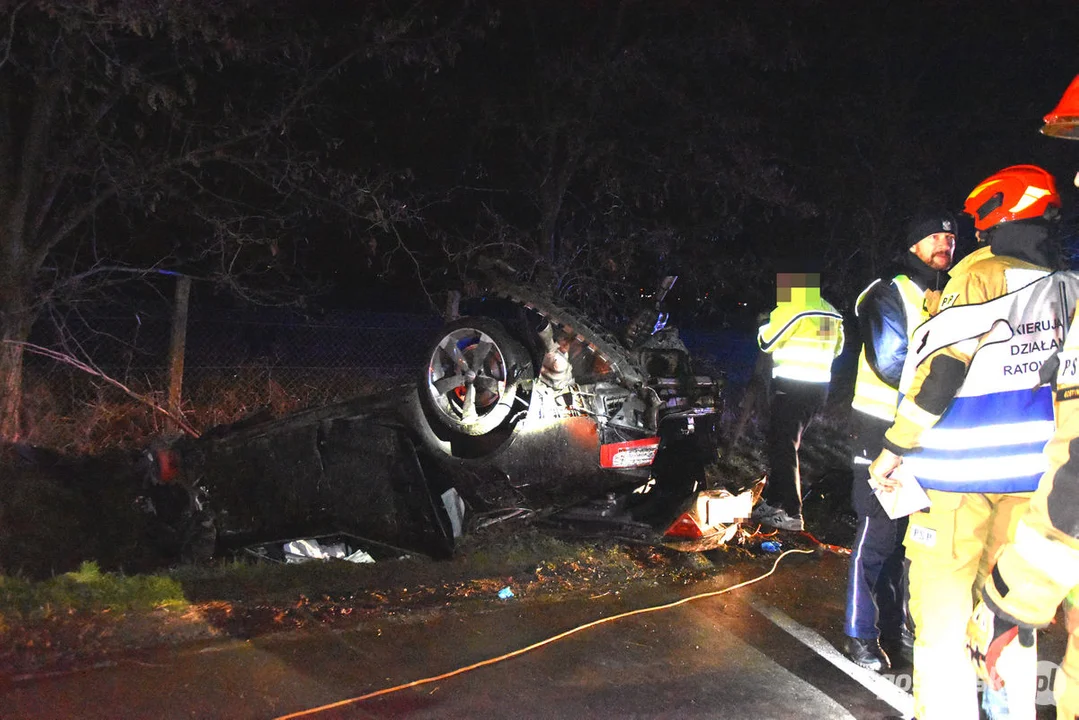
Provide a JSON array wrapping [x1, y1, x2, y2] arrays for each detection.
[[19, 297, 757, 453], [20, 306, 445, 451]]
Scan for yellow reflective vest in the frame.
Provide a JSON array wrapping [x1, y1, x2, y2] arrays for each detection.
[[850, 275, 930, 421], [757, 295, 844, 384]]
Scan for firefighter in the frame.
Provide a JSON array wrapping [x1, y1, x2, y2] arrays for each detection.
[[868, 163, 1067, 720], [965, 74, 1079, 720], [752, 272, 845, 531], [843, 211, 956, 672]]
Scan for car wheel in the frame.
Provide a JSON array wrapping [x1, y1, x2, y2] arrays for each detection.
[[421, 317, 533, 436]]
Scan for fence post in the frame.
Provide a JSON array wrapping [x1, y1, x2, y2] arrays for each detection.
[[167, 275, 192, 420], [444, 290, 461, 321]]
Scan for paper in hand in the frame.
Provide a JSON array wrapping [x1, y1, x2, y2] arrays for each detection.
[[871, 463, 931, 519]]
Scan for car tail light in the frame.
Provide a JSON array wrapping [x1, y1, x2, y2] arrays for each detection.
[[661, 483, 762, 550], [664, 512, 705, 539], [152, 448, 181, 484]]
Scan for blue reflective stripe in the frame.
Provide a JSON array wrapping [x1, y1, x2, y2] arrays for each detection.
[[917, 474, 1043, 494], [933, 386, 1053, 429], [908, 385, 1053, 492]]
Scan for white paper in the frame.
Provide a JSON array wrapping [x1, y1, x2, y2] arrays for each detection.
[[872, 463, 931, 519]]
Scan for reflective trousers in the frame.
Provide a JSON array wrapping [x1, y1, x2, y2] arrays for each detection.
[[904, 490, 1032, 720], [845, 514, 908, 640], [846, 412, 908, 640]]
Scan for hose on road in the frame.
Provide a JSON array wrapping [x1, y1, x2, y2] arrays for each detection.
[[273, 546, 815, 720]]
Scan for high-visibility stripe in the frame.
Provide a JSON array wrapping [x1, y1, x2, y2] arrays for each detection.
[[773, 365, 833, 383], [851, 276, 927, 421], [1010, 520, 1079, 590], [759, 299, 843, 384], [895, 398, 941, 429], [915, 440, 1049, 462], [757, 310, 844, 351], [853, 386, 899, 413], [905, 452, 1046, 492], [917, 419, 1056, 451], [894, 272, 1079, 492], [902, 384, 1055, 493]]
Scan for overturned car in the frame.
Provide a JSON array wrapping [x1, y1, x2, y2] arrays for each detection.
[[144, 265, 756, 561]]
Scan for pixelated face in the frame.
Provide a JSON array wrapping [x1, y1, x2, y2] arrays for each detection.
[[776, 272, 821, 304], [818, 316, 839, 340]]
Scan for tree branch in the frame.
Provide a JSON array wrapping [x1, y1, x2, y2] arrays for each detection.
[[29, 86, 125, 240], [6, 72, 63, 253], [4, 340, 201, 438], [0, 2, 27, 70], [28, 183, 119, 272]]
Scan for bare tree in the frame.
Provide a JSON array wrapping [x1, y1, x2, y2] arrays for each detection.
[[0, 0, 485, 441], [405, 0, 815, 323]]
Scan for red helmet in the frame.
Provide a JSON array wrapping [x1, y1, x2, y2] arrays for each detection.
[[962, 165, 1060, 231], [1042, 74, 1079, 140]]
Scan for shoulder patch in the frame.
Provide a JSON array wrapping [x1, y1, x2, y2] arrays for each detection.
[[1057, 386, 1079, 403], [938, 293, 959, 311]]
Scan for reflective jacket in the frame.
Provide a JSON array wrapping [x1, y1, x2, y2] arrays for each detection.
[[983, 296, 1079, 627], [851, 275, 930, 421], [757, 293, 844, 384], [888, 268, 1079, 493]]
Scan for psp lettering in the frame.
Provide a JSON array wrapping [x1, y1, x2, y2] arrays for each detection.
[[1062, 352, 1079, 379]]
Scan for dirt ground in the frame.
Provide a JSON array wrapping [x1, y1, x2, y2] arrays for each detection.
[[2, 525, 836, 678], [0, 403, 858, 680]]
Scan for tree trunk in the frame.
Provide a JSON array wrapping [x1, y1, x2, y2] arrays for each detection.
[[0, 302, 32, 443]]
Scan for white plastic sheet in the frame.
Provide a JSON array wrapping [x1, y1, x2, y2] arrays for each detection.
[[283, 538, 375, 564]]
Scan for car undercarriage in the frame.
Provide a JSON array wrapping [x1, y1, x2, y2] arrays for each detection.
[[142, 263, 759, 562]]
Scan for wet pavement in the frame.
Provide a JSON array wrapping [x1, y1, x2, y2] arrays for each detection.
[[0, 550, 1066, 719]]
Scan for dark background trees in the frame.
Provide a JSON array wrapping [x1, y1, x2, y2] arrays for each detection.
[[0, 0, 487, 440], [2, 0, 1078, 441]]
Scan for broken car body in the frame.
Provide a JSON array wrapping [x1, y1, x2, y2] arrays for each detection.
[[143, 263, 750, 561]]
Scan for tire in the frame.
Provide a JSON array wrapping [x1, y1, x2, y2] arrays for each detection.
[[420, 317, 533, 437]]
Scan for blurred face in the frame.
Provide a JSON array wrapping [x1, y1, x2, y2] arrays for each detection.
[[776, 272, 821, 304], [910, 232, 956, 271]]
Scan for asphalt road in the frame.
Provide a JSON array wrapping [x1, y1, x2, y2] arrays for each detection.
[[0, 551, 1065, 719]]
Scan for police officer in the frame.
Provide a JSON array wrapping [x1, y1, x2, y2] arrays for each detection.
[[965, 74, 1079, 720], [843, 212, 956, 672], [752, 272, 845, 532], [869, 163, 1067, 719]]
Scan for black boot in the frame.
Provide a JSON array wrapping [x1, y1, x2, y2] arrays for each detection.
[[843, 636, 891, 672]]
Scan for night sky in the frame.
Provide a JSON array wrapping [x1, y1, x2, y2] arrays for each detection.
[[308, 0, 1079, 317], [7, 0, 1079, 326]]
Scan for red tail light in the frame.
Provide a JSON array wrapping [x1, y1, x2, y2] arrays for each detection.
[[663, 512, 704, 539], [154, 448, 180, 484]]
